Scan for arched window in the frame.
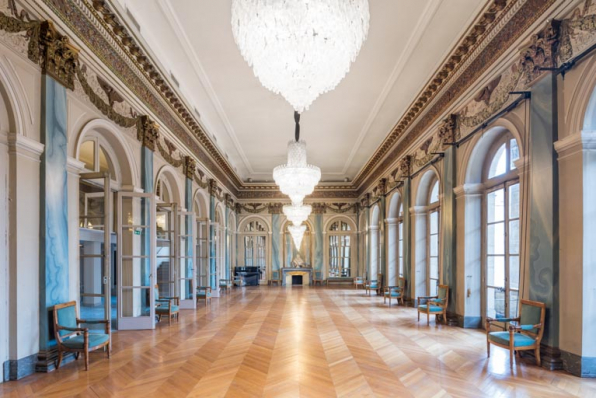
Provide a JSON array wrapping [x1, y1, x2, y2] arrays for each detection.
[[155, 177, 171, 203], [79, 138, 116, 179], [428, 179, 440, 296], [398, 203, 404, 277], [484, 134, 520, 319], [328, 221, 351, 277]]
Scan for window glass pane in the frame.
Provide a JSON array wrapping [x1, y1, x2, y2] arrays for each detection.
[[330, 222, 339, 231], [98, 147, 114, 176], [399, 204, 403, 217], [487, 287, 506, 319], [509, 183, 520, 219], [430, 257, 439, 279], [486, 256, 505, 288], [80, 140, 95, 170], [430, 211, 439, 234], [509, 220, 519, 255], [430, 181, 439, 203], [509, 290, 519, 318], [488, 143, 507, 179], [487, 223, 505, 255], [487, 189, 505, 223], [509, 256, 520, 290], [510, 139, 520, 170], [430, 235, 438, 257]]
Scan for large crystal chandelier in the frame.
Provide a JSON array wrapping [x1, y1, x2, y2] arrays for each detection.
[[273, 112, 321, 205], [283, 203, 312, 226], [288, 224, 307, 249], [231, 0, 370, 112]]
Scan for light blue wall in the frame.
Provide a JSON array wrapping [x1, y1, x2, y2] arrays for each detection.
[[271, 214, 281, 271], [314, 214, 324, 272], [39, 75, 69, 350]]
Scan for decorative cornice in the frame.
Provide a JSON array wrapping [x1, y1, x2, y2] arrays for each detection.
[[354, 0, 557, 192]]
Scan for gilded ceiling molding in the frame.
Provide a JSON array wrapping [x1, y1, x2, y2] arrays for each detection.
[[39, 0, 242, 194], [234, 202, 358, 215], [355, 0, 558, 193]]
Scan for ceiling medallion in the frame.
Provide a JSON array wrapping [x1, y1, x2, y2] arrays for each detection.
[[231, 0, 370, 112]]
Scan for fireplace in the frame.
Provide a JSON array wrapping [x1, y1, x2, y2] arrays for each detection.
[[291, 275, 303, 285], [282, 268, 312, 286]]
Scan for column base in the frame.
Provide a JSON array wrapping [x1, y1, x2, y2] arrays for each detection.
[[35, 347, 75, 373], [561, 350, 596, 377], [520, 344, 563, 371], [455, 314, 482, 328], [2, 354, 37, 381]]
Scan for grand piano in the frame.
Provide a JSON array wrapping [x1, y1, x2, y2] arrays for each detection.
[[234, 266, 261, 286]]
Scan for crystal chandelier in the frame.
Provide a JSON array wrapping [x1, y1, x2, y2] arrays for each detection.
[[273, 112, 321, 204], [283, 203, 312, 226], [231, 0, 370, 112], [288, 224, 306, 249]]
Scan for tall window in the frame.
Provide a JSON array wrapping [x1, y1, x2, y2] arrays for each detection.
[[79, 138, 116, 178], [428, 180, 440, 296], [398, 204, 404, 277], [485, 136, 520, 319], [328, 221, 351, 277], [243, 220, 268, 282]]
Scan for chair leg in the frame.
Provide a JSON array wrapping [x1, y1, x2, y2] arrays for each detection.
[[487, 341, 490, 357], [85, 348, 89, 371], [107, 343, 111, 359], [535, 347, 541, 367], [510, 348, 514, 367], [417, 311, 420, 322], [169, 314, 172, 326], [56, 348, 63, 369], [427, 312, 430, 326]]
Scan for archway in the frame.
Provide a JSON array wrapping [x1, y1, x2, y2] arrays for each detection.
[[325, 216, 356, 278]]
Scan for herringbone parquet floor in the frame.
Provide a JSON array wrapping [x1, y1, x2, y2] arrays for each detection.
[[2, 286, 596, 398]]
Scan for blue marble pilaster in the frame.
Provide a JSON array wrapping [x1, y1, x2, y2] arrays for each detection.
[[140, 146, 153, 288], [441, 147, 457, 313], [529, 75, 559, 347], [364, 207, 370, 279], [39, 75, 69, 351], [314, 214, 324, 272], [209, 195, 217, 290], [225, 208, 230, 280], [285, 233, 292, 268], [271, 214, 281, 271], [403, 179, 412, 299], [185, 178, 194, 286], [379, 196, 386, 286]]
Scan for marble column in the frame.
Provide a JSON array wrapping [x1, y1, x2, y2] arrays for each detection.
[[528, 75, 560, 369], [314, 214, 324, 273], [454, 183, 483, 328], [271, 213, 281, 272], [441, 147, 456, 314], [556, 130, 596, 376], [208, 187, 217, 296], [369, 225, 379, 278]]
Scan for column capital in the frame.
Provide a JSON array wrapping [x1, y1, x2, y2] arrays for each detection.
[[454, 183, 484, 198], [38, 21, 79, 90], [184, 156, 196, 179], [136, 115, 159, 151]]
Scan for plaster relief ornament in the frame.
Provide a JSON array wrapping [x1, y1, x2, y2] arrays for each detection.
[[231, 0, 370, 112]]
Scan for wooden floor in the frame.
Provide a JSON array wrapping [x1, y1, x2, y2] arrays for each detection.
[[2, 286, 596, 398]]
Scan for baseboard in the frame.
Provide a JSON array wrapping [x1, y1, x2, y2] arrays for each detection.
[[3, 353, 37, 381], [561, 350, 596, 377], [35, 348, 75, 373], [454, 314, 482, 329]]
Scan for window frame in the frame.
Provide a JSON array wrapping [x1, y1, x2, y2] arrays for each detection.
[[328, 221, 352, 278], [427, 178, 441, 296]]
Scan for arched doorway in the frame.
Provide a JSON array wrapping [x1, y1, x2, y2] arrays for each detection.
[[325, 217, 356, 278], [239, 217, 270, 283]]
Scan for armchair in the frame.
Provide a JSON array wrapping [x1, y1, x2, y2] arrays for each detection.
[[269, 271, 281, 286], [486, 299, 546, 367], [155, 285, 180, 325], [365, 273, 384, 296], [417, 285, 449, 325], [196, 286, 212, 306], [354, 276, 364, 289], [219, 279, 232, 295], [313, 271, 324, 286], [53, 301, 110, 371], [384, 277, 406, 306]]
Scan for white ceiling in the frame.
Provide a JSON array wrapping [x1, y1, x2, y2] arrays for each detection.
[[115, 0, 485, 182]]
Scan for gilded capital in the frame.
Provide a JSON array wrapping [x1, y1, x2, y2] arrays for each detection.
[[184, 156, 196, 180], [519, 20, 560, 85], [268, 203, 283, 214], [136, 115, 159, 151], [38, 21, 79, 90], [311, 203, 326, 214], [208, 179, 218, 196], [438, 115, 458, 149]]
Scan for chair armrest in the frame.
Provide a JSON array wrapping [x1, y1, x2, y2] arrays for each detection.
[[58, 326, 88, 333], [487, 317, 519, 324], [77, 319, 109, 324], [509, 323, 541, 332], [418, 295, 438, 300]]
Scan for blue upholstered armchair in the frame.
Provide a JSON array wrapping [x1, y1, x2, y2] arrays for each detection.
[[384, 277, 406, 306], [354, 276, 364, 289], [365, 274, 383, 296], [196, 286, 212, 306], [155, 285, 180, 325], [53, 301, 110, 371], [269, 271, 281, 286], [486, 299, 545, 367], [417, 284, 449, 325], [219, 279, 232, 294]]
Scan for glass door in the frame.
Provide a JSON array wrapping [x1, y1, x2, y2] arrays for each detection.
[[79, 172, 112, 329], [117, 191, 155, 330], [196, 219, 209, 288], [156, 203, 178, 299], [178, 211, 196, 309]]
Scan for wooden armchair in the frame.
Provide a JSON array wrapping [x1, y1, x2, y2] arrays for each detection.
[[268, 271, 281, 286], [417, 284, 449, 325], [486, 299, 546, 367], [219, 279, 232, 295], [155, 285, 180, 325], [53, 301, 110, 371], [365, 274, 383, 296], [196, 286, 212, 306], [313, 271, 324, 286], [354, 276, 364, 289], [384, 277, 406, 306]]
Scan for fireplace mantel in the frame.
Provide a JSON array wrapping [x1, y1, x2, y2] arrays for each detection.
[[281, 268, 313, 286]]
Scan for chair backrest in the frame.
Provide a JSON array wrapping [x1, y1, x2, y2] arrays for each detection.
[[272, 271, 279, 279], [315, 271, 323, 279], [53, 301, 78, 339], [437, 285, 449, 307], [519, 299, 546, 339], [154, 284, 160, 300], [356, 276, 363, 282], [398, 277, 406, 289], [377, 274, 383, 285]]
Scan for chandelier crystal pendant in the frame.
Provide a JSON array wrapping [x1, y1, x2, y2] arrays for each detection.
[[288, 224, 307, 249], [231, 0, 370, 112], [273, 112, 321, 205], [283, 203, 312, 226]]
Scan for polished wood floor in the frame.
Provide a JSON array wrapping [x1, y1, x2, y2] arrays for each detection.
[[2, 286, 596, 398]]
